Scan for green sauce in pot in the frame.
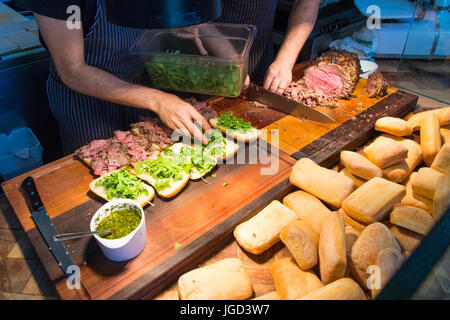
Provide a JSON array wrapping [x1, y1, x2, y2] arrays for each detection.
[[95, 209, 142, 240]]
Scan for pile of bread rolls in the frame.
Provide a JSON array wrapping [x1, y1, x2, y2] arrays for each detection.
[[175, 107, 449, 300]]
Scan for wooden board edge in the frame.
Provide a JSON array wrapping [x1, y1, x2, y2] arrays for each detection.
[[291, 89, 419, 166]]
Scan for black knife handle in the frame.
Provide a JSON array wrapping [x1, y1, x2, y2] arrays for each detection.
[[21, 176, 44, 212]]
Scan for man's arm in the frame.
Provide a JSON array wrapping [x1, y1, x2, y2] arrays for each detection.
[[35, 13, 210, 144], [263, 0, 321, 93]]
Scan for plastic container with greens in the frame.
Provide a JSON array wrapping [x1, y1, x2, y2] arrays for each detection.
[[131, 23, 256, 97]]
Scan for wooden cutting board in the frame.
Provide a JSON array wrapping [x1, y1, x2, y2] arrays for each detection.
[[2, 61, 418, 300]]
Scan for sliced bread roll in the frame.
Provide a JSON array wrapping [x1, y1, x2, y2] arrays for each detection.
[[401, 172, 433, 214], [339, 168, 367, 188], [89, 171, 155, 207], [375, 117, 413, 137], [411, 167, 444, 200], [136, 171, 190, 199], [363, 136, 409, 169], [290, 158, 354, 208], [382, 137, 422, 183], [210, 117, 260, 142], [431, 142, 450, 174], [340, 150, 383, 180], [407, 107, 450, 131]]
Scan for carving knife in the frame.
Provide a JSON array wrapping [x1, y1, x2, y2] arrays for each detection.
[[248, 83, 336, 123], [21, 176, 76, 283]]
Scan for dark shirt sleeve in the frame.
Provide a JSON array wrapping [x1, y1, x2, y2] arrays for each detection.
[[15, 0, 83, 20]]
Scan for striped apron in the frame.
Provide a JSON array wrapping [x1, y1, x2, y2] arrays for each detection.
[[46, 0, 149, 154], [217, 0, 278, 81]]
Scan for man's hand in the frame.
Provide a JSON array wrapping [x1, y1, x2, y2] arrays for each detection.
[[263, 61, 293, 94], [155, 93, 211, 145]]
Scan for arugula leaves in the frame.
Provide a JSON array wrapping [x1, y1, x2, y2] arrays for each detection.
[[95, 169, 149, 200], [146, 55, 243, 97], [216, 113, 253, 132]]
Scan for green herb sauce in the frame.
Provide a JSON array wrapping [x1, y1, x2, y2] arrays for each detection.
[[96, 209, 141, 240]]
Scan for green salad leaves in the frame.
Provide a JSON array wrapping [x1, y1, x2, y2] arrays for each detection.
[[95, 169, 149, 200], [216, 113, 253, 133], [203, 129, 228, 158], [164, 144, 216, 176], [146, 55, 243, 97]]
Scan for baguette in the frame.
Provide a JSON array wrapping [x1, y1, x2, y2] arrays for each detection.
[[349, 222, 401, 288], [177, 258, 253, 300], [390, 225, 424, 254], [280, 220, 319, 270], [298, 278, 366, 300], [375, 117, 413, 137], [420, 113, 441, 166], [282, 191, 331, 235], [400, 172, 433, 214], [407, 107, 450, 131], [389, 206, 435, 235], [369, 248, 404, 298], [340, 151, 383, 180], [89, 172, 155, 208], [433, 174, 450, 221], [363, 136, 409, 169], [209, 117, 260, 143], [339, 208, 368, 232], [234, 200, 298, 255], [411, 167, 443, 199], [382, 137, 422, 183], [271, 258, 323, 300], [342, 177, 406, 224], [290, 158, 354, 208], [339, 168, 366, 188], [431, 142, 450, 174], [318, 211, 347, 284]]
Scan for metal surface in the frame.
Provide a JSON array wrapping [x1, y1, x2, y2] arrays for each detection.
[[248, 84, 336, 123], [53, 230, 112, 242], [20, 177, 75, 281]]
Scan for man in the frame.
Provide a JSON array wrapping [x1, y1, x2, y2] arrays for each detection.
[[19, 0, 320, 154]]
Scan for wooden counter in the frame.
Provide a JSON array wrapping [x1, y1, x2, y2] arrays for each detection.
[[1, 62, 418, 299]]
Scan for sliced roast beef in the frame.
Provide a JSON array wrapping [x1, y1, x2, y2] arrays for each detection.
[[130, 119, 173, 149], [114, 130, 158, 163], [366, 71, 389, 98], [282, 50, 361, 107], [184, 97, 218, 121]]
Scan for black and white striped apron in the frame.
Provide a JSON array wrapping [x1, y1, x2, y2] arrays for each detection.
[[218, 0, 278, 81], [46, 0, 149, 154]]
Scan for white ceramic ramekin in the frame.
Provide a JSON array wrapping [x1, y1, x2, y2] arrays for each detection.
[[90, 199, 146, 261]]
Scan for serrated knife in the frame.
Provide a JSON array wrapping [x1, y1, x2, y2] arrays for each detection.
[[248, 83, 336, 123]]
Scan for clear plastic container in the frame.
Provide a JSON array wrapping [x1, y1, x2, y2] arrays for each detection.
[[131, 23, 257, 97]]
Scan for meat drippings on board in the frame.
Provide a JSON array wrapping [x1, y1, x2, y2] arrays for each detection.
[[366, 71, 389, 98], [283, 50, 361, 107]]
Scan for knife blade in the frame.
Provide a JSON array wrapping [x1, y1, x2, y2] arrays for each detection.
[[21, 177, 76, 282], [248, 84, 336, 123]]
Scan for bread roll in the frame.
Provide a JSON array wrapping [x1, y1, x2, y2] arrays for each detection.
[[350, 222, 401, 288], [375, 117, 413, 137], [390, 206, 435, 235], [369, 248, 404, 298], [234, 200, 298, 255], [441, 125, 450, 144], [339, 168, 366, 188], [209, 118, 261, 143], [177, 258, 253, 300], [340, 150, 383, 180], [319, 211, 347, 284], [400, 172, 433, 214], [345, 225, 361, 257], [280, 220, 319, 270], [271, 258, 323, 300], [390, 225, 424, 254], [342, 177, 406, 224], [383, 138, 422, 183], [363, 136, 409, 169], [282, 191, 331, 235], [298, 278, 366, 300], [290, 158, 354, 208], [407, 107, 450, 131], [431, 142, 450, 174], [411, 167, 443, 200], [433, 174, 450, 221], [339, 208, 368, 232], [252, 291, 280, 300], [420, 113, 441, 166]]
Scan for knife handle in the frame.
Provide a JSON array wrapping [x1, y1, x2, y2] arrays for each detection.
[[21, 176, 44, 212]]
